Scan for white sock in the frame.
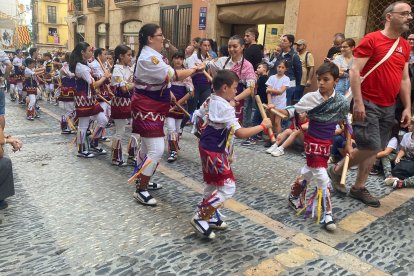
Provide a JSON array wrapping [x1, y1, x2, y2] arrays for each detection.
[[325, 213, 333, 223]]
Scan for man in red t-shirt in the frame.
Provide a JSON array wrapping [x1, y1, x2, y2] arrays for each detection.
[[329, 1, 412, 207]]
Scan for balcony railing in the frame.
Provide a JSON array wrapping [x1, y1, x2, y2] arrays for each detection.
[[47, 35, 60, 44], [68, 0, 83, 14], [114, 0, 139, 8], [87, 0, 104, 12]]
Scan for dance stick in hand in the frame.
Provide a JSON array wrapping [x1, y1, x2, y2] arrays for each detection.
[[255, 95, 276, 143]]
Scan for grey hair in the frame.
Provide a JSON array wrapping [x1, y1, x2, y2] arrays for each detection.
[[383, 1, 411, 19]]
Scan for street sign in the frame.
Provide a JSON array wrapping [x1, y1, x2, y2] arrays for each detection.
[[199, 7, 207, 30]]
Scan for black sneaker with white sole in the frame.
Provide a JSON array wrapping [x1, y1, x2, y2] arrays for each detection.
[[133, 190, 157, 206], [167, 151, 177, 163], [191, 218, 215, 239], [89, 146, 107, 155], [147, 182, 162, 190], [77, 151, 95, 158]]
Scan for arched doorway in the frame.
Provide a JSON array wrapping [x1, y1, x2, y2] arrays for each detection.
[[122, 21, 142, 51]]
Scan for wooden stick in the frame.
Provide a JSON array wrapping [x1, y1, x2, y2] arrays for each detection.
[[340, 128, 352, 185], [255, 95, 276, 143], [173, 102, 190, 118], [176, 92, 191, 106], [262, 104, 288, 120], [340, 154, 350, 185], [97, 94, 111, 105], [96, 57, 115, 97]]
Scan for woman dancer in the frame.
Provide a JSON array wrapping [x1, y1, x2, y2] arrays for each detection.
[[59, 52, 77, 134], [131, 23, 204, 206]]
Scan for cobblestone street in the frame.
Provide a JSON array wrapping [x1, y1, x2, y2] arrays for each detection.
[[1, 97, 414, 275]]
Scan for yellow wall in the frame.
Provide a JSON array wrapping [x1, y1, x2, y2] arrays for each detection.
[[37, 0, 69, 48]]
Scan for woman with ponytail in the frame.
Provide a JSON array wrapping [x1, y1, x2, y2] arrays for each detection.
[[131, 23, 204, 206], [69, 42, 111, 158], [206, 35, 256, 128], [110, 44, 135, 166], [185, 38, 212, 120]]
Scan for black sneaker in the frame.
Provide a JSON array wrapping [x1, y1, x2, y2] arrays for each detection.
[[133, 190, 157, 206], [167, 151, 177, 162], [89, 146, 107, 155], [349, 187, 380, 208], [77, 151, 95, 158], [147, 182, 162, 190], [0, 200, 8, 210], [241, 139, 251, 146], [191, 218, 215, 239]]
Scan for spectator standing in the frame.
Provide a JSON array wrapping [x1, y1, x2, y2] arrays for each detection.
[[295, 39, 315, 103], [0, 50, 12, 130], [0, 124, 23, 210], [243, 28, 263, 128], [274, 34, 302, 106], [329, 1, 412, 207], [408, 33, 414, 109], [326, 33, 345, 60], [333, 38, 356, 96]]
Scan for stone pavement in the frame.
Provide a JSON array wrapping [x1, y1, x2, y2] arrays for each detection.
[[1, 96, 413, 275]]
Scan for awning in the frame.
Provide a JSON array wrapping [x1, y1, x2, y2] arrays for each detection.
[[217, 1, 285, 24]]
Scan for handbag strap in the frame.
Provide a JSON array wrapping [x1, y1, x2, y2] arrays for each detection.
[[361, 37, 400, 82]]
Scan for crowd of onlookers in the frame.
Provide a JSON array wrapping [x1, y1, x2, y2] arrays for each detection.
[[1, 18, 414, 211]]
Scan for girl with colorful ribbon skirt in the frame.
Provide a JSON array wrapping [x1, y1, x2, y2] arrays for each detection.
[[110, 45, 135, 166], [43, 53, 56, 103], [23, 58, 44, 120], [166, 51, 194, 163], [205, 35, 256, 129], [89, 48, 112, 122], [59, 52, 77, 134], [184, 38, 212, 125], [191, 70, 271, 239], [130, 23, 204, 206], [69, 42, 111, 158], [272, 62, 350, 231]]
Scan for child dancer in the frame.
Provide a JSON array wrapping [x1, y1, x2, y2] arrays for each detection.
[[12, 49, 25, 104], [166, 51, 194, 162], [110, 45, 134, 166], [59, 52, 77, 134], [266, 60, 290, 137], [191, 70, 271, 239], [385, 117, 414, 189], [89, 48, 112, 121], [69, 42, 111, 158], [274, 63, 350, 231], [43, 53, 55, 102], [23, 58, 43, 120]]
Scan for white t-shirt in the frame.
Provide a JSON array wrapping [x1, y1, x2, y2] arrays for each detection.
[[265, 74, 290, 109], [386, 137, 399, 152], [400, 132, 414, 160]]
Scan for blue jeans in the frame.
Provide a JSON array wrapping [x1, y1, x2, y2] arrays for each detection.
[[286, 86, 296, 106], [0, 87, 5, 116], [243, 96, 255, 127], [294, 85, 305, 104]]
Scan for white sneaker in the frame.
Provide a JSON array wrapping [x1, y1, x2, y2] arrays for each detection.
[[265, 143, 279, 154], [271, 147, 284, 157]]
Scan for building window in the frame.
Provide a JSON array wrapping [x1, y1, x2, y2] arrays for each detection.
[[47, 27, 60, 44], [48, 6, 57, 24]]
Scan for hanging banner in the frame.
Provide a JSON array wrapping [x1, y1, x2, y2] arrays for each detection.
[[0, 28, 15, 49], [199, 7, 207, 30]]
